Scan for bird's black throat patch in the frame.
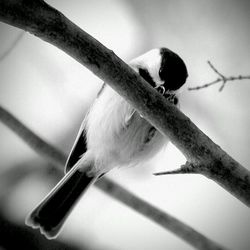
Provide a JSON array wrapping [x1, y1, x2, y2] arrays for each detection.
[[138, 67, 156, 87]]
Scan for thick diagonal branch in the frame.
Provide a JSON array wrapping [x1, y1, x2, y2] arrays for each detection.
[[0, 106, 226, 250], [0, 0, 249, 205]]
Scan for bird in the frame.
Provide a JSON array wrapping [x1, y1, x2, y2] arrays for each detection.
[[25, 47, 188, 239]]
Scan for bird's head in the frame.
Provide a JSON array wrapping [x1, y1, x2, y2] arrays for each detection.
[[130, 47, 188, 102]]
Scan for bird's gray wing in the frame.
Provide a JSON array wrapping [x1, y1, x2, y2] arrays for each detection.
[[64, 126, 87, 173], [65, 83, 106, 173]]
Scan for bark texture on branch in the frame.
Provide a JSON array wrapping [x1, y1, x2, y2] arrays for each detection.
[[0, 0, 249, 204], [0, 106, 226, 250]]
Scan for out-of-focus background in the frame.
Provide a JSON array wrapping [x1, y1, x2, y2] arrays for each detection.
[[0, 0, 250, 249]]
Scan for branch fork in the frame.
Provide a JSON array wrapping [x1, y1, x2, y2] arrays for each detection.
[[188, 61, 250, 91]]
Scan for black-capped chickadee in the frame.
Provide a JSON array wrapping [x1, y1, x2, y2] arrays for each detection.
[[26, 48, 188, 239]]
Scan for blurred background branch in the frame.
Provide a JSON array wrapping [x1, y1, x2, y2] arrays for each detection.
[[0, 105, 227, 250], [0, 106, 65, 168], [0, 212, 83, 250], [0, 30, 24, 62]]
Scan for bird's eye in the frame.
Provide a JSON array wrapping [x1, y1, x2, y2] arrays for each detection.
[[159, 68, 164, 78]]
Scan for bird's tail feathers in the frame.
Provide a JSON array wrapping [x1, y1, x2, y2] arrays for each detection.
[[26, 157, 97, 239]]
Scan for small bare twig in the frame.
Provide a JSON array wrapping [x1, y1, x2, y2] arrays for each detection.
[[0, 105, 227, 250], [154, 161, 197, 176], [188, 61, 250, 91]]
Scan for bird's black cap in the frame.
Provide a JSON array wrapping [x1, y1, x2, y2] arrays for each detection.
[[159, 48, 188, 91]]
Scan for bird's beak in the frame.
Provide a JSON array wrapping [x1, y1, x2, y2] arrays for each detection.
[[155, 85, 165, 95]]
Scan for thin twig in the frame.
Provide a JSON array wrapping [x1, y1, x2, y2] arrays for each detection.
[[154, 162, 198, 176], [0, 105, 227, 250], [189, 61, 250, 91]]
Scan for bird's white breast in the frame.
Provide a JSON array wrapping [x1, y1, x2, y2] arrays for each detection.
[[85, 85, 167, 173]]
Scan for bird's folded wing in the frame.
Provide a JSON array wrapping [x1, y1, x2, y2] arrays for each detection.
[[65, 126, 87, 173]]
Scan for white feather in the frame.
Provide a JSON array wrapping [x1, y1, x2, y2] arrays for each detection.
[[130, 48, 164, 87], [81, 49, 168, 174]]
